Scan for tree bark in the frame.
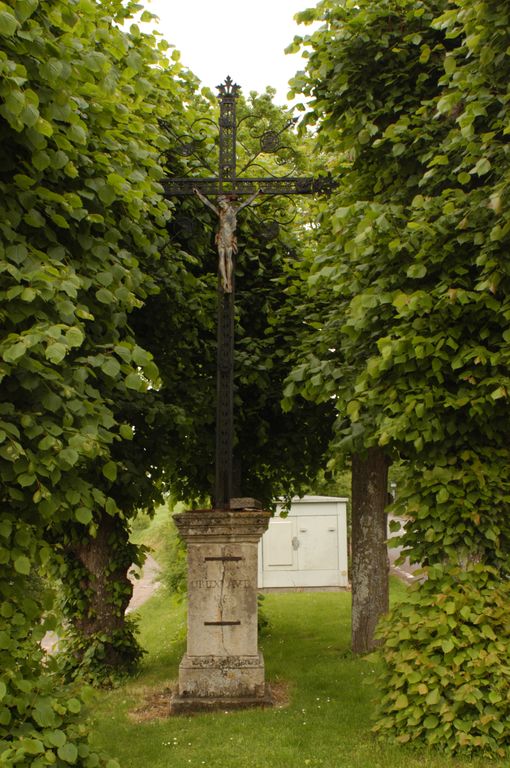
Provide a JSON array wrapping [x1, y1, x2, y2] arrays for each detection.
[[351, 447, 390, 654], [70, 512, 136, 669]]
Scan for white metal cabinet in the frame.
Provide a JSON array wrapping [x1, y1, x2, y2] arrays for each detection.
[[258, 496, 349, 589]]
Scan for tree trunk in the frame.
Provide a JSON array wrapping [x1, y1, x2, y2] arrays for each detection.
[[70, 512, 137, 669], [351, 447, 390, 654]]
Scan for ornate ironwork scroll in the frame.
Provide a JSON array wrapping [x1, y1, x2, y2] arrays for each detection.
[[162, 175, 336, 198], [218, 76, 239, 186]]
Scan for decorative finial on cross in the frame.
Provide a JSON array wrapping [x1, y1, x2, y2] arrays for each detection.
[[217, 76, 241, 98]]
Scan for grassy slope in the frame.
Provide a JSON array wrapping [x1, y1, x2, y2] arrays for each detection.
[[90, 573, 495, 768]]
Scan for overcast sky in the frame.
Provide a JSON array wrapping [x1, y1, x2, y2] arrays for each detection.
[[143, 0, 317, 104]]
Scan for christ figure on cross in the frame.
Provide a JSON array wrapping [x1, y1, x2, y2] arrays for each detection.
[[193, 188, 260, 293]]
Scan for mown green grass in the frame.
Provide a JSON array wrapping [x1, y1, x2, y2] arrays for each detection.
[[90, 576, 498, 768]]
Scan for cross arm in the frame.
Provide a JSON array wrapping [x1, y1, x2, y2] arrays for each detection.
[[255, 175, 337, 197], [162, 174, 337, 199], [162, 178, 223, 197]]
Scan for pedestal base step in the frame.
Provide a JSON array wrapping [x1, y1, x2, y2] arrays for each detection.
[[177, 652, 267, 698], [170, 684, 273, 714]]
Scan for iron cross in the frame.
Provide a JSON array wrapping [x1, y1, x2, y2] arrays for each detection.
[[163, 76, 334, 510]]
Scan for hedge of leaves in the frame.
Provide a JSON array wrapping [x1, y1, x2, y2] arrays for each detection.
[[0, 0, 191, 762], [375, 565, 510, 757], [286, 0, 510, 756]]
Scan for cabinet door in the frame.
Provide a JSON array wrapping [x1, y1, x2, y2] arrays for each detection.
[[297, 516, 339, 571], [263, 519, 297, 569]]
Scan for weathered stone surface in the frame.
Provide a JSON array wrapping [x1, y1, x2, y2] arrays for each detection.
[[229, 497, 263, 510], [171, 686, 273, 714], [171, 508, 271, 713], [177, 652, 266, 697], [173, 508, 270, 542]]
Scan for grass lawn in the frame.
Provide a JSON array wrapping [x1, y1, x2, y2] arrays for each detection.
[[90, 576, 498, 768]]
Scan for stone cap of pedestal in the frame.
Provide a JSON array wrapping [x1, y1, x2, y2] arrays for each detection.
[[173, 508, 271, 543]]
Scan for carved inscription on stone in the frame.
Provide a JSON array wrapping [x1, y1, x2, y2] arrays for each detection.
[[229, 578, 250, 588], [190, 578, 250, 589]]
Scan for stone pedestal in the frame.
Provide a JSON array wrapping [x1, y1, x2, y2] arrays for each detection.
[[171, 506, 272, 713]]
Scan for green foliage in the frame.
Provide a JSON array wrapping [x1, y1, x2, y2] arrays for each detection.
[[159, 516, 188, 601], [375, 564, 510, 757], [393, 449, 510, 567], [0, 0, 198, 760], [257, 592, 270, 636], [286, 0, 510, 756], [286, 0, 510, 563], [0, 662, 117, 767], [310, 468, 351, 499], [57, 618, 145, 689]]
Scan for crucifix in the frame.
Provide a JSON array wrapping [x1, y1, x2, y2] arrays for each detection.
[[163, 76, 335, 510]]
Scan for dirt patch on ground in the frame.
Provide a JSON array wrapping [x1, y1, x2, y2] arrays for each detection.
[[269, 680, 292, 709], [128, 680, 291, 722], [128, 684, 176, 722]]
